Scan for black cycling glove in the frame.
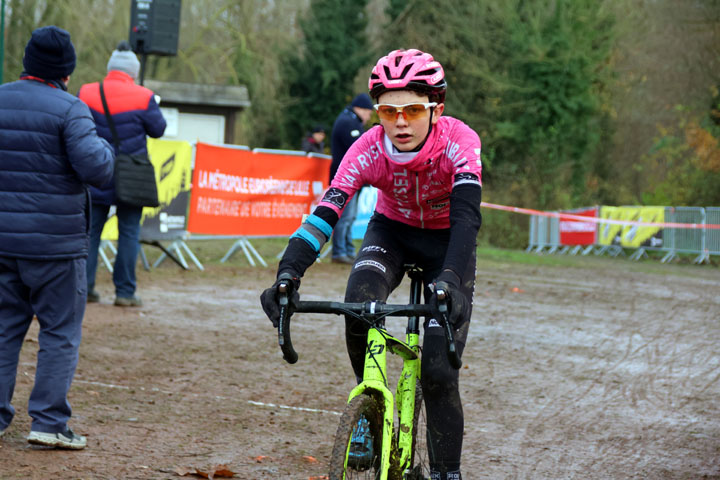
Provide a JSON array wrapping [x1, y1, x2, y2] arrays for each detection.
[[260, 271, 300, 328], [430, 271, 468, 328]]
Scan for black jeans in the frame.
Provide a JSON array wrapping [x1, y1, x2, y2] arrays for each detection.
[[344, 213, 475, 472]]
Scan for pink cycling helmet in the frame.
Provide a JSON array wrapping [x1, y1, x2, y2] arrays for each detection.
[[368, 49, 446, 103]]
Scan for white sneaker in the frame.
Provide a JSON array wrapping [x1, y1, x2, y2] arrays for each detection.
[[0, 427, 5, 437], [27, 428, 87, 449]]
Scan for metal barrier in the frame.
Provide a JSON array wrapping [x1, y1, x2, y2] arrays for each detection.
[[526, 215, 561, 253], [707, 208, 720, 260], [526, 215, 539, 252], [547, 216, 560, 253], [660, 207, 706, 263], [526, 206, 719, 264]]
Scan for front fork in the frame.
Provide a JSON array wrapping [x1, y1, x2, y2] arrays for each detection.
[[346, 329, 421, 480], [396, 332, 421, 473], [346, 327, 395, 480]]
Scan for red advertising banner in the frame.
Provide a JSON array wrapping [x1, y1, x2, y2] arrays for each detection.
[[187, 143, 330, 236], [559, 207, 597, 246]]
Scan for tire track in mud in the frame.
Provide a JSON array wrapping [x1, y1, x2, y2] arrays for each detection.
[[484, 268, 720, 478]]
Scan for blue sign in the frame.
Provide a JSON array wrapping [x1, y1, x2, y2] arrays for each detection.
[[351, 186, 378, 240]]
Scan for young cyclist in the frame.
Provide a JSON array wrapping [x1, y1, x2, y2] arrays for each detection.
[[261, 48, 482, 480]]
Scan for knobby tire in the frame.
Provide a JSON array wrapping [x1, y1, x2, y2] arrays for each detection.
[[398, 382, 430, 480], [329, 394, 383, 480]]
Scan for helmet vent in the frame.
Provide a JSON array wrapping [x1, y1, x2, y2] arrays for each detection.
[[416, 69, 438, 80], [399, 64, 413, 79]]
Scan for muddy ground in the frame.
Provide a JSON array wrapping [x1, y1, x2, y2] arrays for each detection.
[[1, 243, 719, 479]]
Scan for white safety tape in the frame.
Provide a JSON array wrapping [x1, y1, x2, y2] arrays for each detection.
[[22, 372, 341, 417], [482, 202, 720, 229]]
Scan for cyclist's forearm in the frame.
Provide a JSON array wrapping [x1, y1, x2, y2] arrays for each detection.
[[441, 184, 482, 283], [278, 205, 339, 280], [277, 237, 317, 281]]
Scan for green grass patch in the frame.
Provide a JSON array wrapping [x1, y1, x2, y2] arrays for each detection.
[[476, 245, 718, 278], [138, 237, 718, 281]]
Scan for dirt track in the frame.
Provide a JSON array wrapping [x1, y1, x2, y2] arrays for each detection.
[[1, 251, 719, 479]]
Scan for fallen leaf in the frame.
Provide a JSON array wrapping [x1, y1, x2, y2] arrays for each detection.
[[209, 464, 235, 478], [253, 455, 268, 463], [174, 464, 235, 478], [511, 287, 525, 293], [302, 456, 318, 464], [309, 476, 329, 480]]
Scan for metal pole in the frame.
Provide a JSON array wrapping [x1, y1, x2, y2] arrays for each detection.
[[139, 52, 147, 86], [0, 0, 6, 84]]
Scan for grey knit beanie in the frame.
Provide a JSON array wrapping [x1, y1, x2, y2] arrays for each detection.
[[107, 41, 140, 79]]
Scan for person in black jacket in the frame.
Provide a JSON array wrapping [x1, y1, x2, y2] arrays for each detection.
[[0, 26, 114, 449], [329, 93, 373, 264], [301, 125, 326, 154]]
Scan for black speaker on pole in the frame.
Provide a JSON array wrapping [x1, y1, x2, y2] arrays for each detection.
[[129, 0, 181, 56]]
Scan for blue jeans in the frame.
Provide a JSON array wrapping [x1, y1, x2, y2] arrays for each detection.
[[0, 256, 86, 433], [87, 203, 143, 299], [332, 193, 358, 258]]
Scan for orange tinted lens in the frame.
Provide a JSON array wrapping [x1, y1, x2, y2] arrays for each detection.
[[376, 105, 399, 121], [403, 104, 429, 120]]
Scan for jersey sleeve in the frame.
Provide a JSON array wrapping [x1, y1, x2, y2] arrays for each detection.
[[448, 123, 482, 189], [440, 124, 483, 284], [318, 128, 381, 217], [277, 129, 380, 280]]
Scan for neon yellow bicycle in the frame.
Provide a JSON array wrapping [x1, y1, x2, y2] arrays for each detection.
[[276, 266, 462, 480]]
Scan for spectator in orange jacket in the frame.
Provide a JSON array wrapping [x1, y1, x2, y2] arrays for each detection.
[[78, 41, 166, 307]]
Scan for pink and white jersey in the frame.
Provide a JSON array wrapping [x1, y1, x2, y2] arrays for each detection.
[[319, 116, 482, 229]]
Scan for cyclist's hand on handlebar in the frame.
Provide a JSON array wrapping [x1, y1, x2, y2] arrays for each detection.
[[430, 274, 468, 328], [260, 271, 300, 328]]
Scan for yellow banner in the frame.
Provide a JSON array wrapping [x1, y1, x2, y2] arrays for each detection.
[[597, 206, 623, 245], [597, 206, 665, 247], [619, 206, 664, 248], [101, 139, 193, 241]]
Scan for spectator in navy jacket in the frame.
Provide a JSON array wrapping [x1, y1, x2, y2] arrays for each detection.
[[78, 41, 166, 308], [329, 93, 373, 264], [0, 26, 114, 449]]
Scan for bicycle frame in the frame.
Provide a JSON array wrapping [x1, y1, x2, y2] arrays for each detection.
[[275, 266, 461, 479], [342, 268, 425, 478]]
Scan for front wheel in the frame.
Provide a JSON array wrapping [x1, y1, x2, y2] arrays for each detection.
[[388, 382, 430, 480], [329, 394, 384, 480], [401, 383, 429, 479]]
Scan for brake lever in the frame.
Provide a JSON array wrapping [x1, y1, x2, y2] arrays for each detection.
[[277, 282, 298, 364], [435, 288, 462, 370]]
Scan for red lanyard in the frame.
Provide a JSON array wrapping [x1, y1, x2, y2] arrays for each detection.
[[20, 75, 59, 88]]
